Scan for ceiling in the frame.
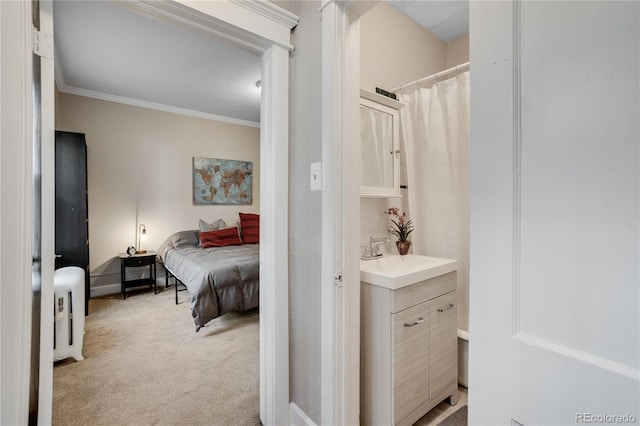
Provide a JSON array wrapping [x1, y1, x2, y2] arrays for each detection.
[[388, 1, 469, 42], [53, 1, 263, 126], [53, 1, 468, 127]]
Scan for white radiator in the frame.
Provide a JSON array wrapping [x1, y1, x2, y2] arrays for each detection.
[[54, 266, 85, 362]]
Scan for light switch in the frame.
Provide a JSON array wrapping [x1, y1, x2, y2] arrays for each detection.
[[310, 162, 322, 192]]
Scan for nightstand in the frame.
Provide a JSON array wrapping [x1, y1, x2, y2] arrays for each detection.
[[117, 251, 157, 299]]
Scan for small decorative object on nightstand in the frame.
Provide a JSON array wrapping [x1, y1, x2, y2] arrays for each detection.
[[117, 250, 157, 299]]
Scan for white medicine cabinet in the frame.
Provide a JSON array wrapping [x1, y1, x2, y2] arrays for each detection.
[[360, 88, 404, 197]]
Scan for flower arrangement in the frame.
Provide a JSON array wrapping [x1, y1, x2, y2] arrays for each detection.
[[384, 207, 414, 243]]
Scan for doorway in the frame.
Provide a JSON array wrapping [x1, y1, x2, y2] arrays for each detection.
[[324, 2, 640, 425], [320, 1, 471, 423], [21, 1, 297, 424]]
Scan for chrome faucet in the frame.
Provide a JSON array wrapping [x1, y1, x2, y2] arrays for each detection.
[[361, 236, 390, 260]]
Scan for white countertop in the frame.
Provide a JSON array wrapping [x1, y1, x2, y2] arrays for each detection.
[[360, 254, 458, 289]]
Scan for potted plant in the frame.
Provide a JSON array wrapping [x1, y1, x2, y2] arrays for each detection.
[[384, 207, 414, 255]]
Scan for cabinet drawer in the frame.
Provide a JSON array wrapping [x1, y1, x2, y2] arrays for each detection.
[[122, 255, 155, 267], [429, 291, 458, 398], [393, 301, 430, 425], [392, 272, 456, 313]]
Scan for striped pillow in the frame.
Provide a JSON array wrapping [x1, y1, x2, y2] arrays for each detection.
[[200, 227, 242, 248], [239, 213, 259, 244]]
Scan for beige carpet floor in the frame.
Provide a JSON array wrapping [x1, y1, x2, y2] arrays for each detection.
[[52, 286, 260, 426]]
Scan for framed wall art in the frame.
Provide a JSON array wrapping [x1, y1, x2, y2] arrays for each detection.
[[193, 156, 253, 205]]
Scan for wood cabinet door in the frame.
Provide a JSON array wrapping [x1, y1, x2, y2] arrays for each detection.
[[392, 301, 430, 424], [429, 291, 458, 399]]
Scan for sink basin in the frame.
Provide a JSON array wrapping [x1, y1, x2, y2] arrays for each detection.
[[360, 254, 457, 289]]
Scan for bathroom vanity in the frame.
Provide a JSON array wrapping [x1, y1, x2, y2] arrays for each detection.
[[361, 255, 458, 426]]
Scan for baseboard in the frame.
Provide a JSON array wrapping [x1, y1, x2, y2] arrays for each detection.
[[90, 283, 121, 297], [89, 269, 167, 297], [290, 402, 317, 426]]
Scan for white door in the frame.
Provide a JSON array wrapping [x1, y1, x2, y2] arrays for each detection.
[[0, 0, 55, 424], [0, 2, 34, 422], [469, 2, 639, 425]]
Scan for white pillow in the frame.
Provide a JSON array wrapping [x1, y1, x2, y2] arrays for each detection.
[[199, 218, 227, 232]]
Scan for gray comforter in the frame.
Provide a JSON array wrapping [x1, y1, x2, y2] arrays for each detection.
[[158, 230, 259, 332]]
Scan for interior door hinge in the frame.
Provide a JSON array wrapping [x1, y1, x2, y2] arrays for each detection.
[[32, 28, 53, 59], [334, 272, 343, 287]]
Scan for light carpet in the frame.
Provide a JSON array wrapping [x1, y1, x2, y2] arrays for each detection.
[[52, 286, 260, 426]]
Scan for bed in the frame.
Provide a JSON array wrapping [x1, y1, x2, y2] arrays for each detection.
[[157, 227, 259, 332]]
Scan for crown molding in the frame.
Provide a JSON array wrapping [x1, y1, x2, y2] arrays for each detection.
[[57, 84, 260, 128], [129, 0, 297, 52], [126, 1, 265, 54], [230, 0, 299, 30]]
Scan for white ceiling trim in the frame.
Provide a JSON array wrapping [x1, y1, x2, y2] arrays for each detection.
[[56, 79, 260, 129], [127, 1, 265, 54], [229, 0, 299, 30], [156, 0, 298, 52]]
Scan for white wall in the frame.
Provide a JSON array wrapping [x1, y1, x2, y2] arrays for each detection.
[[273, 0, 323, 422], [360, 2, 446, 93], [56, 93, 260, 293], [446, 35, 469, 69]]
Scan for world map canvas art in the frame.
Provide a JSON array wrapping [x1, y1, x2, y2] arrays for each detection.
[[193, 156, 253, 205]]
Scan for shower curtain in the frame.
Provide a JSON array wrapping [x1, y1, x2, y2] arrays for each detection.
[[399, 71, 470, 331]]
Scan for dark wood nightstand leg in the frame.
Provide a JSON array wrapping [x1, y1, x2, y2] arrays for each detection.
[[121, 260, 126, 300]]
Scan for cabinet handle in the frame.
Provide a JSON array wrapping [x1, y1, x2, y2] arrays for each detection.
[[404, 317, 424, 327], [438, 303, 455, 313]]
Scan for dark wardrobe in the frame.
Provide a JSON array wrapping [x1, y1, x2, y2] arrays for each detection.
[[55, 131, 90, 315]]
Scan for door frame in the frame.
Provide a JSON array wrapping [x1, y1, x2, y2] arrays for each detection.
[[1, 1, 41, 424], [0, 1, 298, 424], [320, 1, 378, 424]]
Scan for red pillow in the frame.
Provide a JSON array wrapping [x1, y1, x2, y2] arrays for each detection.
[[200, 227, 242, 248], [239, 213, 259, 244]]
